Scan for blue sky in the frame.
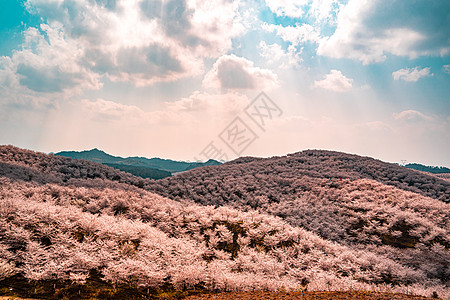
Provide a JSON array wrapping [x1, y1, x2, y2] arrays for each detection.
[[0, 0, 449, 166]]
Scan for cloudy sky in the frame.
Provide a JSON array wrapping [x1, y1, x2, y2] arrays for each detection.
[[0, 0, 449, 165]]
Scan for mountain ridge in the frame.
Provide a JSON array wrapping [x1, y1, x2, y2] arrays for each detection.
[[159, 149, 450, 202], [55, 148, 222, 177]]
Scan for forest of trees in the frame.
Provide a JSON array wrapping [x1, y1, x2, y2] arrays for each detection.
[[0, 146, 448, 299], [405, 163, 450, 174], [55, 148, 222, 173], [104, 163, 171, 180]]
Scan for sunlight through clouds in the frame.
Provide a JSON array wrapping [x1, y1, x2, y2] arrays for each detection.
[[313, 70, 353, 92], [203, 54, 278, 91], [0, 0, 449, 165], [393, 110, 434, 122], [392, 67, 432, 82], [317, 0, 450, 64]]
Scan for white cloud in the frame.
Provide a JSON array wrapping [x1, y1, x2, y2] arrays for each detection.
[[264, 23, 320, 46], [81, 98, 146, 121], [16, 25, 101, 93], [264, 0, 342, 23], [0, 0, 248, 111], [261, 23, 320, 65], [393, 110, 433, 122], [203, 54, 278, 90], [258, 41, 286, 64], [0, 24, 101, 109], [317, 0, 450, 64], [258, 41, 301, 67], [96, 43, 203, 86], [313, 70, 353, 92], [308, 0, 342, 24], [165, 91, 248, 116], [81, 97, 201, 127], [265, 0, 309, 18], [443, 65, 450, 74], [392, 67, 432, 82], [19, 0, 244, 87], [81, 91, 251, 126]]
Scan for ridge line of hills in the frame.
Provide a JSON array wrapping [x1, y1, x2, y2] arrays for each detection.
[[55, 148, 222, 179], [150, 149, 450, 203], [55, 148, 450, 181]]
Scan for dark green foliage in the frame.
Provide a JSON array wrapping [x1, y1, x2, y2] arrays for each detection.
[[405, 163, 450, 174], [56, 148, 221, 173], [379, 221, 419, 249], [201, 221, 245, 258], [104, 163, 171, 180]]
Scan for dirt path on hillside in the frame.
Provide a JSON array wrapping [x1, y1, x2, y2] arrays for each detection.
[[184, 291, 433, 300], [0, 291, 436, 300], [0, 297, 39, 300]]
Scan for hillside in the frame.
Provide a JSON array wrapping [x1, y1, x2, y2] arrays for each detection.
[[55, 148, 221, 174], [145, 150, 450, 289], [148, 150, 450, 204], [0, 146, 449, 299], [0, 145, 148, 188]]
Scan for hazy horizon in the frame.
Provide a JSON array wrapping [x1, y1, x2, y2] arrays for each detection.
[[3, 144, 449, 169], [1, 0, 449, 166]]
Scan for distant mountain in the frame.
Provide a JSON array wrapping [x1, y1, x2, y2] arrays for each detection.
[[55, 148, 222, 177], [56, 148, 118, 163], [405, 163, 450, 174], [182, 159, 225, 171]]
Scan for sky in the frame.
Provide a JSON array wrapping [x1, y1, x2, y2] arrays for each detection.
[[0, 0, 449, 166]]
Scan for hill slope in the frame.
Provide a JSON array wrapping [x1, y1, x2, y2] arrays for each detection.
[[0, 145, 148, 187], [148, 150, 449, 204], [0, 146, 448, 299], [145, 150, 450, 285]]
